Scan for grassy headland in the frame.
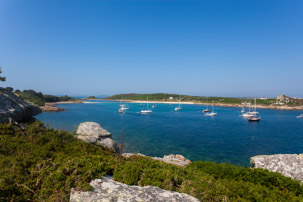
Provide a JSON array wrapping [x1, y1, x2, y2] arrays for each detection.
[[13, 89, 78, 106], [104, 93, 303, 109], [1, 121, 303, 201]]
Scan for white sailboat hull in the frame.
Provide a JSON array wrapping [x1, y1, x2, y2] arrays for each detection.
[[297, 114, 303, 118], [205, 112, 217, 116], [174, 107, 182, 111], [141, 109, 152, 114]]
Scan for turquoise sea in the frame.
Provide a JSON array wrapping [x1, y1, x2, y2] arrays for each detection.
[[36, 101, 303, 166]]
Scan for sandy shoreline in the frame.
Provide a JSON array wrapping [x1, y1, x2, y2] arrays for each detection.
[[97, 99, 303, 111]]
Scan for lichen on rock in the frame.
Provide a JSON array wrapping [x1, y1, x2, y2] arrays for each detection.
[[251, 154, 303, 181], [70, 176, 199, 202], [76, 122, 120, 153]]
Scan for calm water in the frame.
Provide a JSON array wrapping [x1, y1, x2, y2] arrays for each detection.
[[36, 101, 303, 166]]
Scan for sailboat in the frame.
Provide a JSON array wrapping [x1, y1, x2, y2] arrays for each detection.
[[248, 98, 261, 122], [242, 102, 255, 118], [141, 97, 152, 114], [241, 102, 245, 113], [297, 114, 303, 118], [205, 101, 217, 116], [203, 98, 210, 113], [250, 98, 259, 115], [152, 100, 157, 108], [118, 100, 129, 113], [174, 95, 182, 111]]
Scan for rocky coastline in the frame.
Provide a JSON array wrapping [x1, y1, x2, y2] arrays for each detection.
[[40, 100, 84, 112], [0, 90, 41, 123]]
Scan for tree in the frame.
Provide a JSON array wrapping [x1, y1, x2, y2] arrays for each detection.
[[0, 67, 6, 82]]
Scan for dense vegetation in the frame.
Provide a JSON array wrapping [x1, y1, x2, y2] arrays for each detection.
[[13, 89, 77, 106], [106, 93, 303, 106], [106, 93, 278, 105], [85, 96, 97, 99], [1, 122, 303, 201]]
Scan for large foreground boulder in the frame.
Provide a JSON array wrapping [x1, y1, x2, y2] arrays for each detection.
[[251, 154, 303, 181], [70, 176, 199, 202], [0, 91, 41, 123], [76, 122, 119, 153]]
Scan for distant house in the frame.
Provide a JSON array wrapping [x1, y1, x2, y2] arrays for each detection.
[[169, 97, 174, 100]]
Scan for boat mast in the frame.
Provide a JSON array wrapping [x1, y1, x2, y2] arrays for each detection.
[[254, 98, 257, 112]]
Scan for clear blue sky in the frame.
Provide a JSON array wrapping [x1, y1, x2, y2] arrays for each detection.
[[1, 0, 302, 97]]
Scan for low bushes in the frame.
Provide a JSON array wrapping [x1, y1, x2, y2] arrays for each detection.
[[1, 122, 302, 201]]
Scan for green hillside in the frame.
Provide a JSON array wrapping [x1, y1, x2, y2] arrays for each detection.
[[105, 93, 278, 105], [1, 121, 303, 201]]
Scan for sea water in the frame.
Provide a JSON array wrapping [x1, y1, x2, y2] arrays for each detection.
[[36, 101, 303, 166]]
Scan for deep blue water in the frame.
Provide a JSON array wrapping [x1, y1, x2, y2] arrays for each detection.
[[36, 101, 303, 166]]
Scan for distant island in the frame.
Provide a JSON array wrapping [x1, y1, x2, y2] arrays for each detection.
[[85, 96, 97, 100], [104, 93, 303, 110]]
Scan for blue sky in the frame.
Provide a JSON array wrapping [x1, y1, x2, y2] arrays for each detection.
[[0, 0, 302, 97]]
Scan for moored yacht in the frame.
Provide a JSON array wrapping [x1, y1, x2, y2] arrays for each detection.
[[248, 116, 261, 122], [241, 102, 245, 113], [141, 97, 152, 114], [174, 95, 182, 111], [205, 101, 217, 116], [203, 98, 210, 112]]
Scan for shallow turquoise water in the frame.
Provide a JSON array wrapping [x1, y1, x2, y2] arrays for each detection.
[[36, 101, 303, 166]]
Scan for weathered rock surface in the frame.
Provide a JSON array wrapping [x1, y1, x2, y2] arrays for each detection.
[[70, 176, 199, 202], [40, 103, 66, 112], [0, 91, 41, 123], [76, 122, 119, 153], [251, 154, 303, 181], [123, 153, 191, 166]]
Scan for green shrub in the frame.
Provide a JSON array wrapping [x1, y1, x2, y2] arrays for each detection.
[[1, 122, 303, 201]]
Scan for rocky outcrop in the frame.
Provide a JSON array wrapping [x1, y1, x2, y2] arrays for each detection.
[[76, 122, 119, 153], [40, 103, 66, 112], [0, 91, 41, 123], [250, 154, 303, 181], [70, 176, 199, 202], [123, 153, 192, 166]]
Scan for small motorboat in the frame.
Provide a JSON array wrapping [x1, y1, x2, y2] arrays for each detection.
[[152, 104, 157, 108], [203, 109, 210, 113], [248, 117, 261, 122]]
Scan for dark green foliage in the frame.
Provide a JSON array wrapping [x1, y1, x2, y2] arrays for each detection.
[[43, 95, 75, 102], [85, 96, 96, 99], [4, 87, 13, 92], [106, 93, 303, 106], [14, 89, 77, 106], [114, 156, 303, 201], [0, 122, 117, 201], [1, 123, 303, 201], [0, 67, 6, 82]]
